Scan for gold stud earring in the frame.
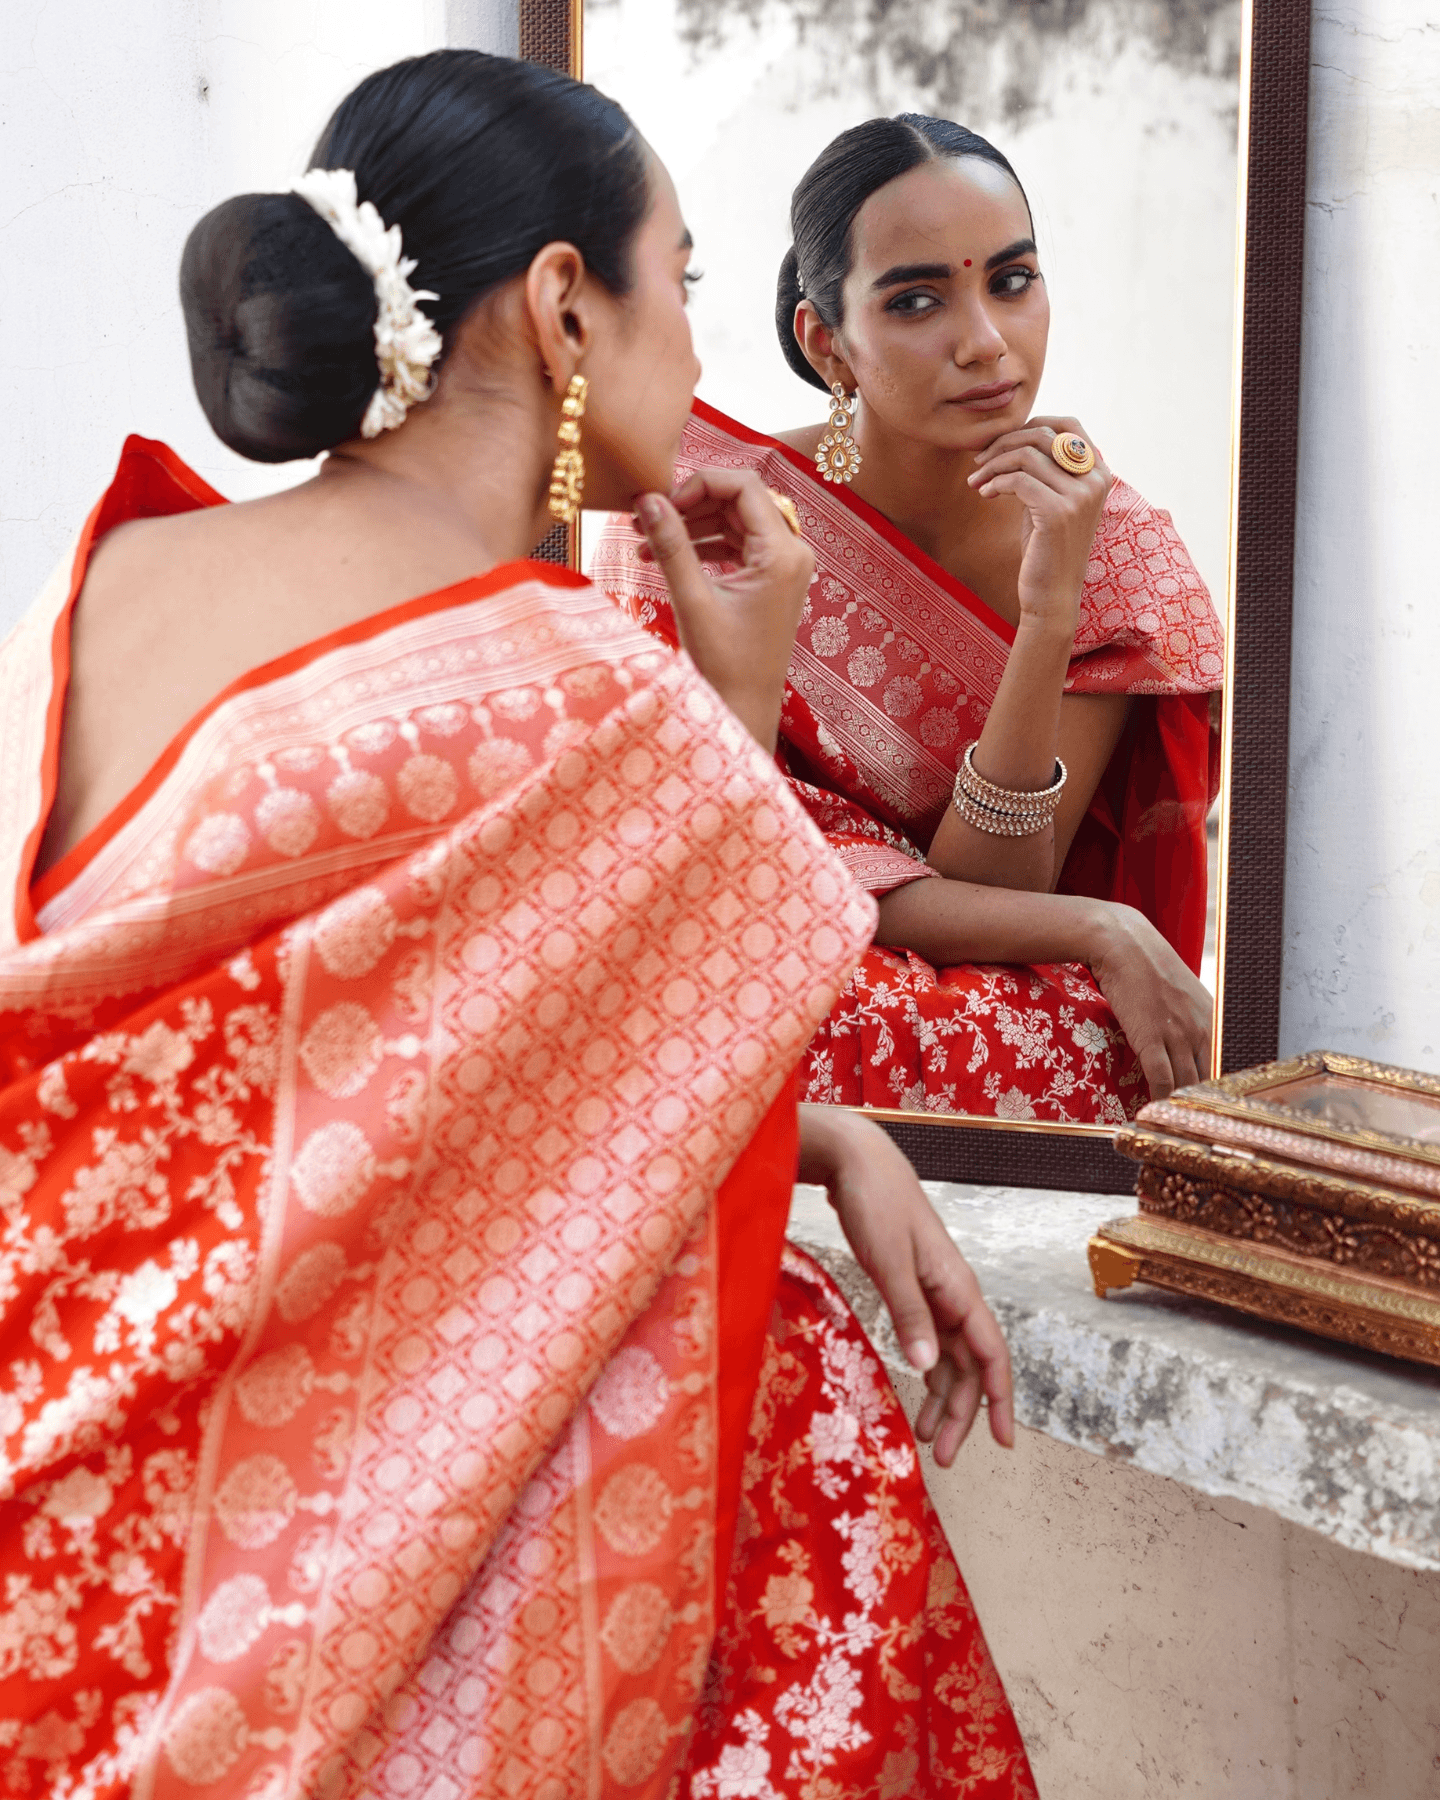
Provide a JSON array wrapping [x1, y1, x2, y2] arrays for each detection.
[[548, 373, 588, 523], [815, 380, 862, 485]]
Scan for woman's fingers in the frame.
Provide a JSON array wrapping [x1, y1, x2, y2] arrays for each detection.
[[915, 1346, 992, 1466], [1139, 1036, 1178, 1101], [1167, 1031, 1202, 1094], [659, 472, 809, 591], [970, 444, 1076, 496], [972, 424, 1059, 465], [915, 1359, 954, 1443], [998, 417, 1114, 493], [633, 492, 713, 612], [817, 1113, 1018, 1460], [932, 1353, 983, 1468], [1028, 413, 1093, 448], [673, 466, 781, 536], [869, 1232, 942, 1375], [917, 1223, 1015, 1450], [633, 469, 811, 751], [634, 513, 742, 564], [973, 469, 1065, 508]]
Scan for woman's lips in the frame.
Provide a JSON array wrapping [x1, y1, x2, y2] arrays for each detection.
[[949, 381, 1020, 412]]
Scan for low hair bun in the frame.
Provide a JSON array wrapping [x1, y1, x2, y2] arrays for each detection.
[[178, 53, 651, 463], [775, 245, 828, 393], [180, 193, 379, 463]]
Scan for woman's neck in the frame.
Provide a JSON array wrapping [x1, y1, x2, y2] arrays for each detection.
[[846, 406, 989, 549], [843, 403, 1023, 601], [322, 373, 555, 568]]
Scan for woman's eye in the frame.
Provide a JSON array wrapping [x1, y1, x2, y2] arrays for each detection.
[[991, 266, 1039, 296], [886, 289, 941, 316], [682, 266, 703, 302]]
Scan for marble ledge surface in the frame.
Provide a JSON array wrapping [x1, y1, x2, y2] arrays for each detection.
[[787, 1182, 1440, 1574]]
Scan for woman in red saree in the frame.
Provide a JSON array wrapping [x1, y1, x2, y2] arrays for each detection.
[[0, 53, 1035, 1800], [594, 114, 1222, 1123]]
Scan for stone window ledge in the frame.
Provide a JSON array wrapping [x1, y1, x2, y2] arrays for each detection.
[[788, 1182, 1440, 1573]]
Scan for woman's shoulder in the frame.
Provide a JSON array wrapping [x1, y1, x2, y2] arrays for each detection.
[[1099, 476, 1173, 532], [1092, 478, 1208, 594], [1075, 477, 1224, 684]]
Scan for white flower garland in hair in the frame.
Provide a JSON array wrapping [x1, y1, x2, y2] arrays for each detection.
[[292, 166, 443, 438]]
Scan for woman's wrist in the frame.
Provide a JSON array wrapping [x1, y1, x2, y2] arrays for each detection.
[[797, 1101, 868, 1192], [1081, 897, 1143, 970], [1010, 607, 1078, 659]]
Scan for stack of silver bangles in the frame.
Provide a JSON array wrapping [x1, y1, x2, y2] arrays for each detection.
[[952, 741, 1068, 837]]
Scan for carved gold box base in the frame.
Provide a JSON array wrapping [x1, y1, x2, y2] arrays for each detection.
[[1094, 1052, 1440, 1369]]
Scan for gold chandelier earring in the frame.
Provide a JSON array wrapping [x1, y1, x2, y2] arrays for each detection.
[[548, 373, 589, 523], [815, 380, 862, 485]]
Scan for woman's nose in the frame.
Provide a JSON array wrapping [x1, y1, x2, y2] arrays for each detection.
[[952, 302, 1008, 369]]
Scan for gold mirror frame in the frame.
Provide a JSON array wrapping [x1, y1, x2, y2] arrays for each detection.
[[520, 0, 1312, 1192]]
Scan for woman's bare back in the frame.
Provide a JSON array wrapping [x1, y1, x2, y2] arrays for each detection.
[[37, 471, 500, 877]]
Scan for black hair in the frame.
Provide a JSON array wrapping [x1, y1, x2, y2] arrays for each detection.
[[181, 50, 650, 463], [776, 114, 1030, 394]]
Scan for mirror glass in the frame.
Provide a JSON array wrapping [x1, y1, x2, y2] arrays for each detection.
[[582, 0, 1242, 1130], [1258, 1075, 1440, 1146]]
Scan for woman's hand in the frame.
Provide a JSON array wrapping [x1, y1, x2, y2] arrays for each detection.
[[633, 468, 813, 753], [798, 1105, 1015, 1466], [1085, 901, 1213, 1099], [968, 414, 1112, 639]]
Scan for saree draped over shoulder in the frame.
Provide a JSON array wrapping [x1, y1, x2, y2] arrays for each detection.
[[0, 439, 1036, 1800], [591, 402, 1225, 1123]]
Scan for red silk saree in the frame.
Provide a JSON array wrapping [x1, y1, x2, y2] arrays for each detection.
[[0, 439, 1036, 1798], [592, 401, 1225, 1123]]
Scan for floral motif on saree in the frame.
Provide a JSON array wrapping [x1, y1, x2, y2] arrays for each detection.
[[680, 1248, 1035, 1799], [591, 400, 1225, 1122], [0, 439, 1035, 1797]]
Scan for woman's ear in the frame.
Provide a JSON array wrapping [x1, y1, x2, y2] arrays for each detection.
[[794, 300, 855, 392], [524, 240, 592, 393]]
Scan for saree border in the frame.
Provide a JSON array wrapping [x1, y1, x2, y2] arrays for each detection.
[[537, 0, 1310, 1193], [19, 433, 590, 940]]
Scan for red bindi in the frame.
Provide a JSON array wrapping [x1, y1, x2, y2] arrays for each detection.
[[964, 259, 972, 267]]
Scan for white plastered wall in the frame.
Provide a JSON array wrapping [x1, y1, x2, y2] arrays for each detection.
[[0, 0, 495, 618], [1279, 2, 1440, 1072]]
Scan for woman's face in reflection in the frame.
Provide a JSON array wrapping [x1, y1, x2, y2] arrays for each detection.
[[828, 156, 1049, 452]]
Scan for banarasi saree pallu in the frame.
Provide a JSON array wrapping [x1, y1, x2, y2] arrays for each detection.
[[0, 439, 1037, 1799], [592, 400, 1226, 1124]]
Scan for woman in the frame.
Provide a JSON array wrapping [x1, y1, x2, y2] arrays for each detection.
[[0, 54, 1035, 1800], [593, 115, 1222, 1122]]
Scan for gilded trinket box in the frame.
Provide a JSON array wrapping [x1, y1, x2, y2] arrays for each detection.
[[1089, 1052, 1440, 1367]]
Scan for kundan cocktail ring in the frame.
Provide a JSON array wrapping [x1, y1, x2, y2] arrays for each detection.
[[1050, 431, 1096, 476]]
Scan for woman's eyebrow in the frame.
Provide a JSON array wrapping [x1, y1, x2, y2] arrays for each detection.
[[869, 239, 1039, 290], [984, 237, 1037, 270], [870, 261, 951, 290], [679, 227, 694, 251]]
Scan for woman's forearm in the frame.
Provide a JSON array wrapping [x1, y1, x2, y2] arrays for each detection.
[[926, 617, 1072, 891], [875, 872, 1110, 968]]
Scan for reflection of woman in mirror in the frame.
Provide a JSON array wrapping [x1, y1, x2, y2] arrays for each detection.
[[0, 58, 1035, 1797], [596, 116, 1224, 1121]]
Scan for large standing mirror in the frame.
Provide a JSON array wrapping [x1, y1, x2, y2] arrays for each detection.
[[522, 0, 1310, 1190]]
